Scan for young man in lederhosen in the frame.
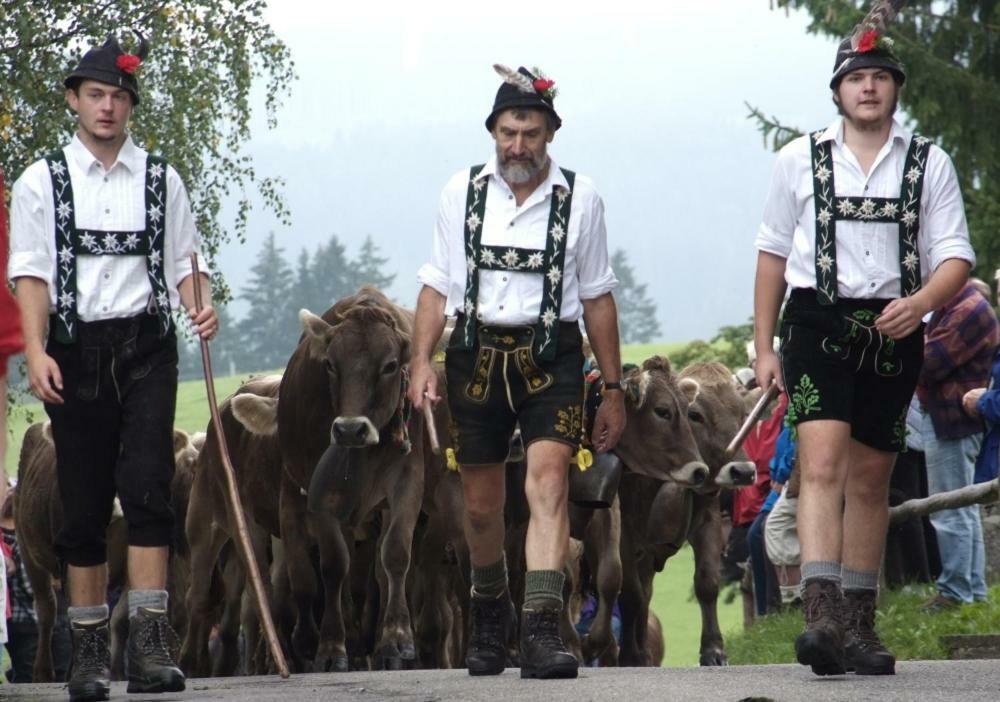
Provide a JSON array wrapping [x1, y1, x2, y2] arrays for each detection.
[[409, 65, 624, 680], [752, 8, 975, 679], [9, 34, 217, 701]]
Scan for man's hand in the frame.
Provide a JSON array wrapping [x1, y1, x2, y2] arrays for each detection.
[[875, 296, 927, 339], [409, 358, 439, 411], [27, 349, 64, 404], [753, 350, 784, 394], [963, 388, 986, 418], [592, 391, 625, 452], [188, 304, 219, 340]]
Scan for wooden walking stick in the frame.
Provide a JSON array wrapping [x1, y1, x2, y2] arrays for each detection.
[[190, 254, 290, 679], [726, 382, 780, 457], [422, 398, 441, 455]]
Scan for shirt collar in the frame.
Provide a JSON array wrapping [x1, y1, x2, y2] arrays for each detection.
[[818, 116, 910, 148], [67, 134, 143, 174], [477, 153, 570, 194]]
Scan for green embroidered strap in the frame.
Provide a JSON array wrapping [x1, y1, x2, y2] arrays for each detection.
[[457, 165, 576, 359], [44, 151, 172, 343], [809, 133, 931, 305], [536, 169, 575, 359]]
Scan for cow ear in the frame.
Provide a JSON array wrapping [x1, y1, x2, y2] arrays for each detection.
[[678, 377, 700, 405], [299, 308, 333, 362], [173, 429, 191, 456], [642, 355, 672, 374], [42, 421, 54, 443], [189, 431, 207, 452], [231, 394, 279, 436], [621, 371, 646, 407]]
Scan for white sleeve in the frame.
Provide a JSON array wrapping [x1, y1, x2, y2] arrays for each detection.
[[575, 189, 617, 300], [165, 166, 207, 285], [416, 181, 455, 296], [754, 148, 797, 259], [8, 164, 54, 285], [920, 146, 975, 272]]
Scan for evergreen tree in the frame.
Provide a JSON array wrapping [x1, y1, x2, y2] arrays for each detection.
[[754, 1, 1000, 281], [347, 235, 397, 292], [611, 249, 661, 344], [310, 234, 353, 313], [292, 248, 320, 317], [236, 233, 297, 372]]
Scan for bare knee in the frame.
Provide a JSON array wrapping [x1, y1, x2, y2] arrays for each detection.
[[524, 463, 568, 515]]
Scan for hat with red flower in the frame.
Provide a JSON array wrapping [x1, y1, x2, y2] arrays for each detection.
[[64, 32, 149, 105], [486, 64, 562, 132], [830, 1, 907, 89]]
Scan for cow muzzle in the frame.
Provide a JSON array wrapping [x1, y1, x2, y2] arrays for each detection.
[[715, 460, 757, 488], [331, 416, 380, 447], [673, 461, 711, 488]]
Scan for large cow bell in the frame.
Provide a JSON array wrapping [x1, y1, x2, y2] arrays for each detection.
[[568, 451, 623, 509]]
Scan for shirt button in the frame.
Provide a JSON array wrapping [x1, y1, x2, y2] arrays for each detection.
[[865, 250, 870, 256], [103, 177, 108, 183], [508, 194, 513, 200], [870, 283, 877, 289], [499, 305, 504, 311], [102, 305, 109, 312], [104, 273, 110, 280], [864, 185, 869, 191], [104, 208, 110, 214], [502, 276, 508, 282]]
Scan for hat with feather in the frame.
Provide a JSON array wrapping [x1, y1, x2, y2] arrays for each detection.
[[64, 32, 149, 104], [830, 0, 907, 89], [486, 64, 562, 132]]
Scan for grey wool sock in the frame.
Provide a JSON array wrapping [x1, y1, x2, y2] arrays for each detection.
[[523, 569, 565, 610], [801, 560, 843, 586], [471, 556, 508, 599], [128, 589, 168, 618], [68, 604, 109, 626], [841, 566, 879, 592]]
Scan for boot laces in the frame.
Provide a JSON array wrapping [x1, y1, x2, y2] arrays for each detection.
[[133, 613, 181, 666], [469, 598, 506, 649], [527, 608, 565, 650], [804, 582, 843, 629], [73, 627, 110, 677], [848, 595, 882, 647]]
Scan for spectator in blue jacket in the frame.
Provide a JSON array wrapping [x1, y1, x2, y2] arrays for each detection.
[[962, 331, 1000, 485]]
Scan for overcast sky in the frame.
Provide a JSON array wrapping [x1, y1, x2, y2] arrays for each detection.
[[218, 0, 847, 343]]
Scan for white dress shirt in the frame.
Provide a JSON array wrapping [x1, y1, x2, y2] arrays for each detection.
[[8, 135, 205, 321], [755, 117, 975, 298], [417, 155, 617, 324]]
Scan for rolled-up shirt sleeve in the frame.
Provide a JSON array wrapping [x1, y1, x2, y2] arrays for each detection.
[[8, 163, 55, 286], [416, 184, 453, 297], [921, 147, 975, 272], [754, 148, 797, 258], [576, 190, 617, 300], [167, 167, 209, 285]]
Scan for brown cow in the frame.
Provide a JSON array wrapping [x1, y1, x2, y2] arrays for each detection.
[[276, 286, 428, 672], [15, 422, 199, 682], [619, 361, 757, 666], [180, 375, 286, 677]]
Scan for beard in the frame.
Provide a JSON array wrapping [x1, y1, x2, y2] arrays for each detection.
[[498, 149, 548, 185]]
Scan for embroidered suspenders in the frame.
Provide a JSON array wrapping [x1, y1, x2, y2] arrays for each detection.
[[458, 164, 576, 360], [809, 132, 932, 305], [45, 151, 172, 343]]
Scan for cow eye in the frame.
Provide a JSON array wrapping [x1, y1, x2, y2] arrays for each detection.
[[382, 360, 399, 375], [688, 409, 704, 423], [654, 406, 672, 420]]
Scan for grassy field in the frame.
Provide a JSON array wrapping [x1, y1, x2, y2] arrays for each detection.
[[726, 583, 1000, 664], [2, 348, 743, 669]]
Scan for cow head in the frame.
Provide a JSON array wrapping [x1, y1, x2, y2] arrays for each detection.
[[680, 362, 757, 493], [613, 356, 710, 488], [299, 293, 410, 449]]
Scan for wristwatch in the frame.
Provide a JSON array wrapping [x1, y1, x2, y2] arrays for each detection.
[[603, 381, 623, 392]]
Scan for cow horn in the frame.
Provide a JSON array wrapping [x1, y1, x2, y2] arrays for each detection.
[[133, 30, 150, 61]]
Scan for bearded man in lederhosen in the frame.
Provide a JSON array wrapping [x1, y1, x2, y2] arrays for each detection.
[[409, 64, 625, 680], [9, 34, 217, 701], [753, 2, 975, 679]]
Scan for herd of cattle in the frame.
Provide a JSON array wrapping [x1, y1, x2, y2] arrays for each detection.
[[13, 286, 761, 679]]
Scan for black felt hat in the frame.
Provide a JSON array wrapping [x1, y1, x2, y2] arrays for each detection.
[[485, 64, 561, 132], [64, 33, 149, 104], [830, 35, 906, 89]]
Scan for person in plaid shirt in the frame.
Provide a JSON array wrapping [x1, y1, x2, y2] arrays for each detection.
[[914, 280, 998, 610], [3, 487, 39, 683]]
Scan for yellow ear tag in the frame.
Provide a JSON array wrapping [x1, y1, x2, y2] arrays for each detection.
[[432, 350, 447, 363], [446, 448, 460, 472], [575, 448, 593, 471]]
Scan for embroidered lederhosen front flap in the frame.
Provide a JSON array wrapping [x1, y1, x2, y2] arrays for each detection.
[[464, 324, 555, 405], [45, 151, 172, 343], [809, 132, 932, 305], [458, 164, 576, 360]]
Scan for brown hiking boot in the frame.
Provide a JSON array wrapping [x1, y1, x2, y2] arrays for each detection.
[[68, 619, 111, 702], [843, 589, 895, 675], [795, 578, 846, 676], [519, 606, 578, 679], [126, 607, 185, 693]]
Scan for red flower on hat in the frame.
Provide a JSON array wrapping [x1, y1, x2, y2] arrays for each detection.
[[533, 78, 555, 94], [858, 30, 879, 53], [116, 54, 141, 74]]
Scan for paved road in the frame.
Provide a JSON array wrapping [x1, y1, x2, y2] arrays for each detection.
[[7, 661, 1000, 702]]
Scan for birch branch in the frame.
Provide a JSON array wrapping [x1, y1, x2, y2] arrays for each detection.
[[889, 478, 999, 524]]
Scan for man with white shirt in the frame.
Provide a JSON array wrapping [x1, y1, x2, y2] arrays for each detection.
[[408, 65, 623, 680], [753, 24, 974, 678], [9, 35, 217, 701]]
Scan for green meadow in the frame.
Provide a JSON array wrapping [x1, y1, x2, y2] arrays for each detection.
[[3, 345, 743, 668]]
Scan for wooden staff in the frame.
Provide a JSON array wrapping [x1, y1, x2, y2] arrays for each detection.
[[726, 382, 780, 457], [190, 254, 290, 679], [422, 400, 441, 455]]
